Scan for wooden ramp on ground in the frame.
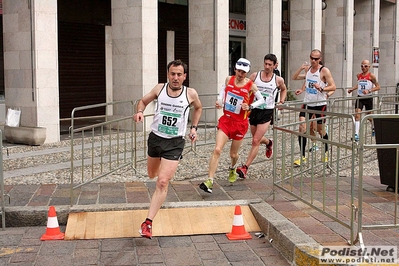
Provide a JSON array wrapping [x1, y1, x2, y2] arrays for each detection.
[[65, 206, 261, 240]]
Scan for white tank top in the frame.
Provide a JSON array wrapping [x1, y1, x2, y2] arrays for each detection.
[[304, 67, 327, 106], [150, 83, 191, 139], [253, 71, 279, 109]]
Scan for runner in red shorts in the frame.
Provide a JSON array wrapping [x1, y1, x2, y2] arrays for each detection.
[[199, 58, 264, 193]]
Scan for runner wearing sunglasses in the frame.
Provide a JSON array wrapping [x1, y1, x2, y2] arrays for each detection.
[[347, 59, 380, 142], [294, 49, 336, 167]]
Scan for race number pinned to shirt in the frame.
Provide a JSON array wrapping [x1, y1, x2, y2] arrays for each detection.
[[225, 91, 244, 114], [258, 92, 270, 109], [157, 111, 181, 136], [358, 80, 368, 96], [306, 79, 318, 95]]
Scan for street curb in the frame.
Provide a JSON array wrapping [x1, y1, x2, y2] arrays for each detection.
[[4, 205, 70, 227], [250, 202, 322, 266]]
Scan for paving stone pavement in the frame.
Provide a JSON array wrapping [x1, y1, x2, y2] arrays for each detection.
[[0, 226, 289, 266], [1, 136, 399, 265], [2, 175, 399, 265]]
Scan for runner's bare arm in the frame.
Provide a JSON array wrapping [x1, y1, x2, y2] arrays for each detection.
[[134, 84, 163, 122]]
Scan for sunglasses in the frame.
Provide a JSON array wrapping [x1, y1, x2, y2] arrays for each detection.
[[361, 64, 369, 68], [237, 62, 250, 67], [310, 56, 320, 61]]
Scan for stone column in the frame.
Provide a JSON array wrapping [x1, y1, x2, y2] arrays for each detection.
[[371, 0, 380, 82], [289, 1, 322, 96], [270, 0, 282, 62], [343, 0, 354, 95], [246, 0, 270, 72], [111, 0, 158, 130], [379, 0, 395, 88], [353, 1, 373, 73], [3, 0, 59, 143], [189, 0, 229, 121], [105, 26, 113, 116], [323, 1, 354, 95], [395, 1, 399, 89], [312, 0, 323, 50]]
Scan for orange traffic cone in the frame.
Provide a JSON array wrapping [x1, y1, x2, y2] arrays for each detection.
[[226, 205, 252, 240], [40, 206, 65, 241]]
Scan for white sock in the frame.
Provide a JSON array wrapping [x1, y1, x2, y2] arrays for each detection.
[[355, 121, 360, 135]]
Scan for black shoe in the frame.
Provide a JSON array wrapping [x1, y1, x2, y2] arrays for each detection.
[[386, 186, 396, 193]]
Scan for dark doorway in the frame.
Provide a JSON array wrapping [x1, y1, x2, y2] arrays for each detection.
[[57, 0, 111, 121], [158, 2, 189, 86]]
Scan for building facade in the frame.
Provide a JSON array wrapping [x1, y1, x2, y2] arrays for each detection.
[[1, 0, 398, 143]]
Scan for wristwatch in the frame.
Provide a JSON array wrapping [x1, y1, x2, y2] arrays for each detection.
[[190, 125, 198, 131]]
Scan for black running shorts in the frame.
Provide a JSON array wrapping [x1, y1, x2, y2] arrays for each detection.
[[299, 104, 327, 124], [249, 108, 273, 126], [355, 97, 373, 111], [147, 132, 185, 160]]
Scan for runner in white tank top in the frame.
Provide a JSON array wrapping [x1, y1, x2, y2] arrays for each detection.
[[236, 54, 287, 179], [150, 83, 191, 139], [253, 71, 280, 110], [133, 59, 202, 239], [304, 67, 327, 106], [294, 49, 336, 166], [347, 59, 380, 141]]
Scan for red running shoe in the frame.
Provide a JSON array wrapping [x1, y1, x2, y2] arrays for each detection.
[[266, 139, 273, 158], [139, 221, 152, 239], [236, 165, 248, 179]]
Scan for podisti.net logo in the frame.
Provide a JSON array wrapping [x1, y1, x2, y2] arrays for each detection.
[[319, 246, 397, 265]]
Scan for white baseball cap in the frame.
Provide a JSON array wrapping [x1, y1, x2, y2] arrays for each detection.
[[235, 58, 251, 73]]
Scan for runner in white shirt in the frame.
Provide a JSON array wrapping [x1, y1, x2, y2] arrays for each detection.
[[294, 49, 336, 166], [236, 54, 287, 179], [348, 59, 380, 141], [133, 59, 202, 239]]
